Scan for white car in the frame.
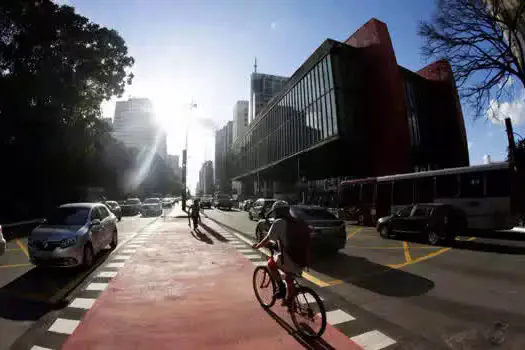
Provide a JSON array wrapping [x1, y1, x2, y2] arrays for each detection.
[[0, 225, 5, 256]]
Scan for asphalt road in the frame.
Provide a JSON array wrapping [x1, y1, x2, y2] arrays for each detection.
[[204, 207, 525, 349], [0, 214, 161, 350]]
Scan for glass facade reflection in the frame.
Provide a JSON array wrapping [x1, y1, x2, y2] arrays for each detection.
[[233, 55, 338, 178]]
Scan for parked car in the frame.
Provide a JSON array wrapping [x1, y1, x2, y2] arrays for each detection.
[[255, 205, 347, 254], [141, 198, 163, 217], [240, 199, 253, 211], [200, 197, 213, 209], [161, 198, 173, 208], [376, 203, 467, 245], [28, 203, 118, 268], [214, 195, 233, 210], [104, 201, 122, 221], [0, 225, 5, 256], [120, 198, 142, 216], [249, 198, 278, 220]]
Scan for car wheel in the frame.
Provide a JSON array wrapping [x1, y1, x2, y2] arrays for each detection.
[[249, 212, 253, 220], [427, 230, 441, 245], [82, 244, 94, 268], [110, 230, 118, 250], [379, 225, 390, 238]]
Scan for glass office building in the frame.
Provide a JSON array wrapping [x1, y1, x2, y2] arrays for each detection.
[[233, 42, 340, 180]]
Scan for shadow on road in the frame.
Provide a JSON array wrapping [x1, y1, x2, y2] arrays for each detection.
[[312, 252, 434, 297], [190, 228, 213, 244], [263, 307, 336, 350], [0, 251, 111, 320], [200, 222, 229, 242]]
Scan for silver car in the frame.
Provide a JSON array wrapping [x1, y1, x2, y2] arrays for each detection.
[[141, 198, 163, 216], [28, 203, 118, 268], [0, 225, 5, 256]]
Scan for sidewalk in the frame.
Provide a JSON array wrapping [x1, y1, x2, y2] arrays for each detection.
[[59, 216, 362, 350]]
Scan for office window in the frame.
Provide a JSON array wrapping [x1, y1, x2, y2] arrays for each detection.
[[312, 103, 319, 144], [320, 95, 328, 139], [324, 94, 332, 137], [330, 90, 338, 135], [306, 73, 312, 106], [319, 60, 326, 95], [300, 78, 305, 111], [316, 64, 322, 99], [326, 55, 333, 90]]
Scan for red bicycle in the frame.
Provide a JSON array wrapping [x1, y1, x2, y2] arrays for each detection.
[[252, 243, 326, 338]]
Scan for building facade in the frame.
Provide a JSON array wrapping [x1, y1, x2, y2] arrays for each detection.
[[198, 160, 214, 196], [231, 18, 469, 203], [250, 73, 288, 124], [214, 121, 233, 193], [167, 154, 181, 178], [112, 97, 167, 160], [232, 100, 249, 144]]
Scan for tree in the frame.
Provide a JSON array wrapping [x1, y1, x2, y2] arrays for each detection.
[[419, 0, 525, 119], [0, 0, 134, 220]]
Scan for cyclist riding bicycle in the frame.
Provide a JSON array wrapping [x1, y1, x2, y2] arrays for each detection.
[[188, 199, 201, 230], [253, 200, 312, 304]]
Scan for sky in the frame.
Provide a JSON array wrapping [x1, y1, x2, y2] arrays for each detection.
[[55, 0, 525, 191]]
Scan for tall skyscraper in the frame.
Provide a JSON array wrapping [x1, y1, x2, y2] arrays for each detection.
[[214, 121, 233, 192], [198, 160, 214, 195], [167, 154, 181, 177], [250, 72, 288, 123], [112, 97, 167, 160], [232, 100, 249, 144]]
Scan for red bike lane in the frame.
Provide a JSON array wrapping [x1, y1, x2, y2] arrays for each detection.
[[61, 218, 362, 350]]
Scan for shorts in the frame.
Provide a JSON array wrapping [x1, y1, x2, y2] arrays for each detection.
[[274, 252, 303, 275]]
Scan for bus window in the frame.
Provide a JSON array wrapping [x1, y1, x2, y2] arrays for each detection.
[[361, 183, 375, 204], [436, 174, 459, 198], [339, 183, 359, 207], [486, 169, 510, 197], [377, 182, 393, 215], [460, 173, 483, 198], [393, 180, 413, 205], [415, 177, 434, 203]]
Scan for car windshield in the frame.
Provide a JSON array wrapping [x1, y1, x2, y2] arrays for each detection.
[[46, 207, 90, 226], [144, 198, 161, 204], [263, 200, 276, 208], [105, 202, 117, 209], [126, 199, 140, 205], [291, 207, 337, 220]]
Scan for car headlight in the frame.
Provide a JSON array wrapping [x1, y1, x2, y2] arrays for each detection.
[[60, 237, 77, 248]]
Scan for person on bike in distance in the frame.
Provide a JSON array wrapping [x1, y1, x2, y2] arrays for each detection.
[[253, 200, 312, 303], [188, 199, 201, 230]]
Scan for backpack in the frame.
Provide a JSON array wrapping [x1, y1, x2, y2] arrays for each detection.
[[283, 218, 313, 268]]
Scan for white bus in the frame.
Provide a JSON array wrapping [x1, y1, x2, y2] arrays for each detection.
[[339, 162, 518, 231]]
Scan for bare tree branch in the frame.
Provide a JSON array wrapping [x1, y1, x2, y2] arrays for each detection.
[[419, 0, 525, 120]]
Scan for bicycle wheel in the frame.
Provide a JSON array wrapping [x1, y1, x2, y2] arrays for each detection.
[[290, 286, 326, 338], [252, 266, 276, 308]]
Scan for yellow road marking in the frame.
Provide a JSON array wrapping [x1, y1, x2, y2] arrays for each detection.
[[16, 239, 29, 258], [347, 228, 361, 239], [345, 245, 439, 249], [0, 263, 32, 269], [7, 248, 22, 252], [388, 237, 476, 269], [403, 241, 413, 263]]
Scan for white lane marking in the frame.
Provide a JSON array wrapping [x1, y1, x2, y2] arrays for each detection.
[[244, 254, 262, 260], [97, 271, 118, 278], [86, 282, 108, 291], [351, 330, 397, 350], [252, 261, 267, 266], [113, 255, 132, 260], [70, 298, 96, 310], [237, 248, 253, 253], [48, 318, 81, 335], [107, 262, 125, 268], [30, 346, 53, 350], [121, 249, 137, 254], [126, 244, 141, 248], [298, 293, 324, 304], [326, 309, 355, 325]]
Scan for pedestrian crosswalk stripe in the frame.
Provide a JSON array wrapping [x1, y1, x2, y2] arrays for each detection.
[[48, 318, 80, 335], [237, 248, 253, 253], [86, 282, 108, 291], [326, 309, 355, 325], [252, 261, 267, 266], [113, 255, 131, 260], [70, 297, 96, 310], [244, 254, 262, 260], [30, 346, 53, 350], [97, 271, 118, 278], [351, 330, 396, 350], [298, 293, 324, 304], [107, 262, 125, 268]]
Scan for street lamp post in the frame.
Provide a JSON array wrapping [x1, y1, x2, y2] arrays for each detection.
[[181, 101, 197, 212]]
